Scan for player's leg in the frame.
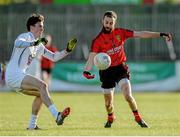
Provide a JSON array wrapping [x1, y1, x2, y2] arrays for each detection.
[[16, 88, 42, 130], [119, 78, 137, 110], [22, 90, 61, 130], [27, 96, 43, 130], [18, 83, 44, 130], [103, 88, 116, 128], [21, 75, 70, 126], [118, 78, 148, 128], [104, 90, 114, 114], [21, 75, 52, 107], [99, 67, 117, 128]]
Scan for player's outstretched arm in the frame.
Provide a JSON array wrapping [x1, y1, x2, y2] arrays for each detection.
[[42, 38, 77, 62], [134, 31, 172, 39]]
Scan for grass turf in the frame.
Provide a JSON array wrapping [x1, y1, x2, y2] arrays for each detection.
[[0, 91, 180, 136]]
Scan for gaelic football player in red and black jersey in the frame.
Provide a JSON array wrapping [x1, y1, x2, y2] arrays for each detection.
[[83, 11, 172, 128]]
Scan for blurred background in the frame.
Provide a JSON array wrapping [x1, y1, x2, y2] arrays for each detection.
[[0, 0, 180, 92]]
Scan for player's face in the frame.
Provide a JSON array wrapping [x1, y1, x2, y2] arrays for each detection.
[[31, 21, 44, 38], [102, 16, 116, 33]]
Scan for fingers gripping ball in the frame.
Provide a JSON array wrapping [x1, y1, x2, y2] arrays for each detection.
[[66, 38, 78, 52], [94, 53, 111, 70]]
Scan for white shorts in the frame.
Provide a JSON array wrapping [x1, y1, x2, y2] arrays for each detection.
[[5, 68, 26, 89]]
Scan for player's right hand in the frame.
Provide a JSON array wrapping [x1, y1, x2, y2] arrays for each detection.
[[34, 37, 48, 46], [83, 71, 95, 79]]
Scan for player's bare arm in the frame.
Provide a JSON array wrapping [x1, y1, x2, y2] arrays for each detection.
[[134, 31, 172, 40], [84, 52, 97, 71]]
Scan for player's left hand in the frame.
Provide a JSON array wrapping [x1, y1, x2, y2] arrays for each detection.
[[160, 32, 172, 41], [66, 38, 78, 52]]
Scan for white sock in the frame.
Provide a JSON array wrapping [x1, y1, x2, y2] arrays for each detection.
[[28, 114, 38, 129], [48, 104, 59, 119]]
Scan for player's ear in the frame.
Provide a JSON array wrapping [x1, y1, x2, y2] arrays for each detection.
[[30, 25, 34, 31]]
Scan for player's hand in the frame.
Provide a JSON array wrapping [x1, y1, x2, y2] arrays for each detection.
[[83, 71, 95, 79], [160, 32, 172, 41], [34, 37, 48, 46], [66, 38, 77, 52]]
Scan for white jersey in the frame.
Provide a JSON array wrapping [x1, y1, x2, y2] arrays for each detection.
[[5, 31, 68, 88], [7, 32, 45, 73]]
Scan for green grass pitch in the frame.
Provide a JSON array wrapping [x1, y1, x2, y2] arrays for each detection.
[[0, 91, 180, 136]]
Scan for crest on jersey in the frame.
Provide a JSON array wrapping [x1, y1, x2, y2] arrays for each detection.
[[116, 35, 121, 42]]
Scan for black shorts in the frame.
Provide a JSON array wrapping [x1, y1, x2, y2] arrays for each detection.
[[42, 68, 52, 74], [99, 63, 130, 89]]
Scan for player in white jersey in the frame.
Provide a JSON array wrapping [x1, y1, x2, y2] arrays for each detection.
[[5, 13, 77, 130]]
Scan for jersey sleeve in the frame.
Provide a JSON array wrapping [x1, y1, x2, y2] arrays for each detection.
[[14, 33, 34, 47], [90, 39, 100, 53], [123, 29, 134, 39], [41, 47, 68, 62], [38, 45, 56, 61]]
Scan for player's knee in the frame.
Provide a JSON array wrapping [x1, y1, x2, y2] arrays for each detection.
[[39, 81, 48, 91], [119, 79, 132, 95], [118, 78, 130, 90], [102, 88, 114, 94]]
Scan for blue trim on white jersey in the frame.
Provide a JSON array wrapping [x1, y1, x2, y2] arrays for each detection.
[[18, 47, 28, 67]]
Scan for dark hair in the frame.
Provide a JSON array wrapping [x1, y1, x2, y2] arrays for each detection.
[[103, 11, 117, 20], [26, 13, 44, 31]]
